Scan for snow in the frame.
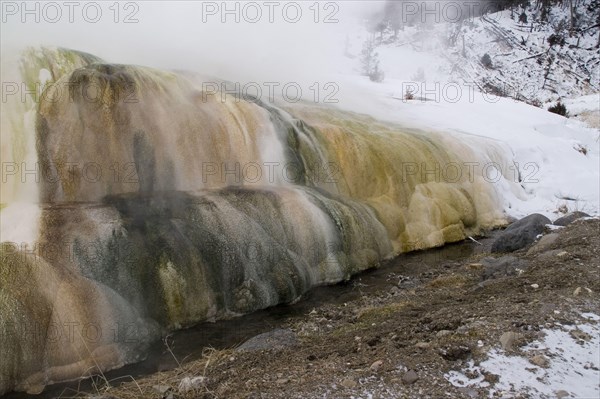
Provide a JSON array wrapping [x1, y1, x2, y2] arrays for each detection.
[[561, 94, 600, 116], [328, 73, 599, 219], [322, 0, 600, 220], [445, 315, 600, 398], [0, 202, 40, 246]]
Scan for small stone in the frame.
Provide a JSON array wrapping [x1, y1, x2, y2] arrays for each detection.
[[530, 355, 549, 368], [178, 376, 207, 392], [276, 378, 289, 384], [500, 331, 521, 350], [483, 373, 499, 384], [557, 251, 568, 257], [555, 389, 570, 398], [370, 360, 383, 372], [152, 385, 171, 395], [439, 345, 471, 361], [570, 329, 592, 341], [402, 370, 419, 385], [25, 385, 45, 395], [436, 330, 452, 338], [415, 342, 430, 349], [531, 284, 539, 289], [340, 378, 357, 389], [573, 287, 582, 296]]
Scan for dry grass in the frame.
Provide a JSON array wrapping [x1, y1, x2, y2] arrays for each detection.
[[58, 342, 234, 399], [356, 301, 411, 323], [426, 273, 470, 289]]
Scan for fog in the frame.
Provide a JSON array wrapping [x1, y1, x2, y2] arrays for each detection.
[[1, 1, 386, 84]]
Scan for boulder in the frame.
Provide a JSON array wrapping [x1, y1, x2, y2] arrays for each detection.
[[553, 211, 590, 226], [491, 214, 552, 253]]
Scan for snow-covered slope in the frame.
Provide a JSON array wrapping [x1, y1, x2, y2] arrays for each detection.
[[326, 1, 600, 219], [331, 75, 599, 219], [348, 0, 599, 105]]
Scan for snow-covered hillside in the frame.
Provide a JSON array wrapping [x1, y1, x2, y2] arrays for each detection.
[[348, 0, 599, 105], [328, 0, 599, 220]]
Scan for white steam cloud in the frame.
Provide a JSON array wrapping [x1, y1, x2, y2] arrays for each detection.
[[1, 1, 387, 84]]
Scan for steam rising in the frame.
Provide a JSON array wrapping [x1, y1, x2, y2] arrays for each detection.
[[2, 1, 384, 84]]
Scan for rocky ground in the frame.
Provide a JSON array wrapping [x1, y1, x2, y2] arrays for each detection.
[[75, 217, 599, 399]]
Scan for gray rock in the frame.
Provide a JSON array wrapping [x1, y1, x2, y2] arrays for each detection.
[[499, 331, 522, 350], [491, 214, 552, 253], [415, 342, 430, 350], [178, 376, 207, 392], [555, 390, 570, 398], [530, 355, 549, 368], [152, 385, 171, 395], [370, 360, 383, 372], [340, 378, 357, 389], [236, 329, 298, 352], [527, 233, 560, 255], [481, 256, 529, 280], [554, 212, 590, 226], [402, 370, 419, 385]]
